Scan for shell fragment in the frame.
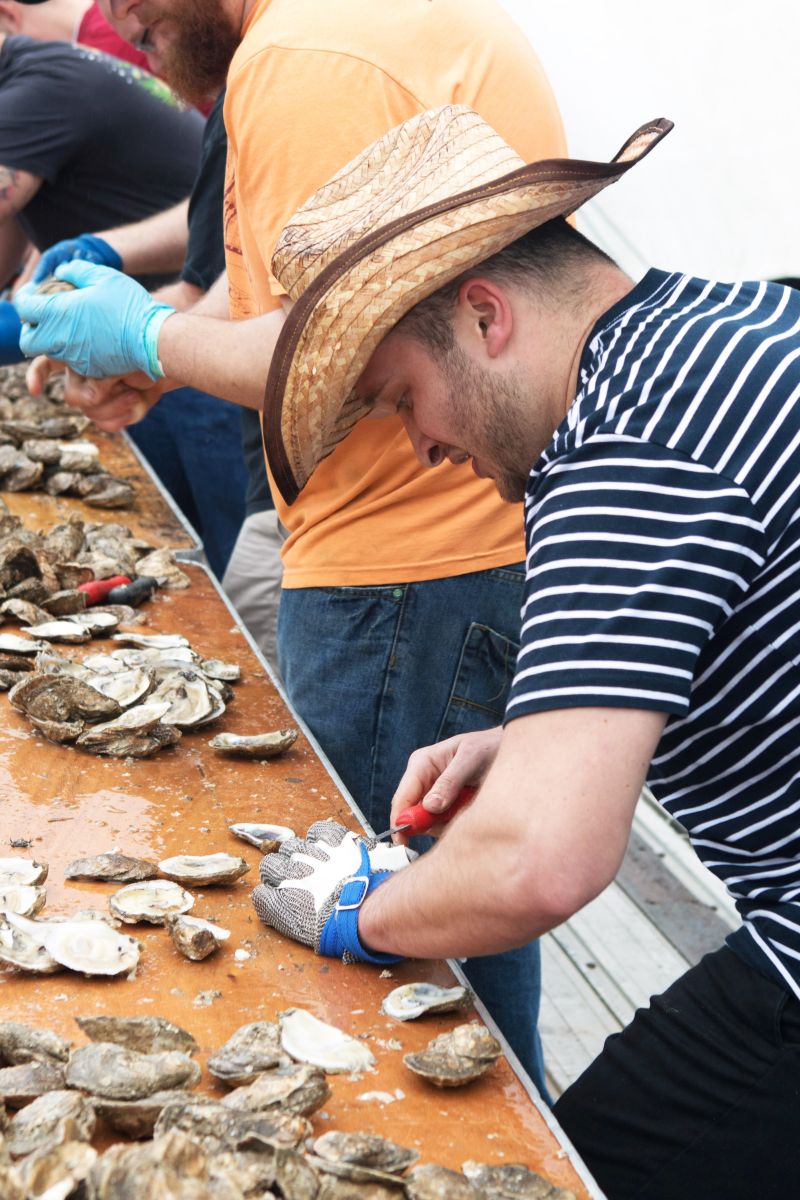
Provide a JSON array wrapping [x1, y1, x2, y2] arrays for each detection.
[[279, 1009, 375, 1074]]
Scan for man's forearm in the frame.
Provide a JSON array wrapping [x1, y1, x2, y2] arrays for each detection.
[[102, 199, 190, 277], [157, 305, 286, 410]]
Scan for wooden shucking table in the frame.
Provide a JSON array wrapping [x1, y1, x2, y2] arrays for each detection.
[[0, 430, 601, 1197]]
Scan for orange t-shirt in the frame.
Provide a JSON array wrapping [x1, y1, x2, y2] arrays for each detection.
[[224, 0, 566, 588]]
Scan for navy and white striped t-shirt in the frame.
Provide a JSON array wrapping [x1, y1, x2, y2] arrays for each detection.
[[507, 268, 800, 997]]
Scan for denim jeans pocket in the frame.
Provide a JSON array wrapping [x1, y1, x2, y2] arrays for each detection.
[[436, 620, 519, 741]]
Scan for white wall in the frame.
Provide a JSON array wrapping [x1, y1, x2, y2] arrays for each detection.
[[497, 1, 799, 282]]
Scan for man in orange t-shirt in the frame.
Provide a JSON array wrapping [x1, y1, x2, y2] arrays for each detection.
[[17, 0, 565, 1095]]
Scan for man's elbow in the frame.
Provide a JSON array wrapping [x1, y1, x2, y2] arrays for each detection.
[[499, 847, 617, 937]]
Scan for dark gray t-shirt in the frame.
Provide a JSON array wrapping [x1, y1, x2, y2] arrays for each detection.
[[0, 36, 203, 253]]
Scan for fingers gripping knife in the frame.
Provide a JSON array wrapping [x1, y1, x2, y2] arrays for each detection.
[[374, 785, 477, 841]]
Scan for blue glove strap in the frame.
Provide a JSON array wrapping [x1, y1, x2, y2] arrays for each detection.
[[142, 304, 175, 379], [319, 842, 404, 964]]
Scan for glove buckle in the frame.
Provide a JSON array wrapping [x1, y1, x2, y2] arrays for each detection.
[[336, 874, 370, 911]]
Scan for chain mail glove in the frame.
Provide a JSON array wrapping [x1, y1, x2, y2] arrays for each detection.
[[252, 819, 415, 964]]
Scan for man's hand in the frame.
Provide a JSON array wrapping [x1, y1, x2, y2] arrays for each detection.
[[14, 261, 175, 380], [389, 727, 502, 844], [32, 234, 122, 285], [26, 358, 165, 432], [252, 819, 414, 963]]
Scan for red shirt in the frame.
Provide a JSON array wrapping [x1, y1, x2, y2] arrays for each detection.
[[76, 5, 150, 71]]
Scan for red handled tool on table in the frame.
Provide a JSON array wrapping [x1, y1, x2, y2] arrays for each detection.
[[78, 575, 130, 605], [374, 784, 477, 841]]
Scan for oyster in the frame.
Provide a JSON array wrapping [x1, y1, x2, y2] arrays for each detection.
[[405, 1165, 483, 1200], [92, 1090, 198, 1140], [0, 912, 61, 973], [154, 1098, 310, 1152], [149, 670, 216, 728], [461, 1162, 576, 1199], [210, 729, 298, 760], [0, 858, 48, 886], [109, 879, 193, 925], [158, 853, 250, 887], [112, 646, 196, 668], [65, 853, 158, 884], [57, 441, 100, 473], [308, 1154, 408, 1193], [229, 822, 295, 850], [111, 633, 189, 650], [207, 1023, 285, 1086], [16, 1139, 96, 1199], [42, 920, 140, 977], [86, 1130, 243, 1200], [0, 633, 45, 654], [21, 620, 92, 644], [41, 589, 88, 617], [0, 1061, 66, 1107], [9, 675, 121, 723], [67, 610, 120, 635], [381, 982, 472, 1022], [279, 1009, 375, 1074], [6, 1090, 95, 1158], [222, 1063, 329, 1117], [167, 915, 229, 961], [0, 1023, 70, 1067], [83, 476, 136, 509], [0, 885, 46, 917], [0, 598, 52, 626], [133, 548, 190, 589], [85, 667, 151, 708], [313, 1131, 418, 1175], [200, 659, 241, 682], [74, 1016, 198, 1058], [403, 1022, 502, 1088], [66, 1043, 199, 1101]]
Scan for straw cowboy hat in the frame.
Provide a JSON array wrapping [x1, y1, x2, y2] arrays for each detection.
[[264, 105, 672, 505]]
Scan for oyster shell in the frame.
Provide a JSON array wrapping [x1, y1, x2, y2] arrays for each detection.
[[207, 1023, 285, 1086], [405, 1165, 483, 1200], [158, 853, 249, 887], [21, 620, 92, 644], [221, 1063, 329, 1117], [0, 912, 61, 973], [229, 822, 295, 850], [65, 853, 158, 884], [42, 920, 140, 977], [66, 1043, 199, 1101], [0, 858, 48, 886], [461, 1162, 576, 1199], [0, 1061, 66, 1107], [313, 1131, 418, 1175], [16, 1139, 96, 1199], [0, 633, 45, 654], [133, 548, 190, 589], [403, 1022, 502, 1088], [0, 885, 46, 917], [210, 729, 298, 760], [154, 1097, 310, 1152], [92, 1090, 198, 1141], [41, 589, 88, 617], [167, 915, 229, 961], [111, 633, 189, 650], [75, 698, 170, 739], [86, 1130, 243, 1200], [6, 1090, 95, 1158], [57, 441, 100, 473], [84, 476, 136, 509], [109, 879, 193, 925], [308, 1154, 408, 1193], [85, 667, 151, 708], [149, 670, 215, 728], [279, 1009, 375, 1074], [74, 1016, 198, 1058], [200, 659, 240, 682], [381, 982, 472, 1022], [9, 675, 121, 723], [0, 1023, 70, 1067], [67, 610, 119, 635], [0, 598, 52, 626]]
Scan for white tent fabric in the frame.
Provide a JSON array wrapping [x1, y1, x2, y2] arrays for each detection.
[[498, 0, 798, 282]]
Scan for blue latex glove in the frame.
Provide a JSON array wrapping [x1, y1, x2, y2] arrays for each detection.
[[252, 819, 415, 964], [14, 261, 175, 380], [32, 233, 122, 285], [0, 299, 23, 365]]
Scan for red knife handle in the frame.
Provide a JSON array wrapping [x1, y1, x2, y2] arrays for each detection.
[[395, 784, 478, 836], [77, 575, 131, 605]]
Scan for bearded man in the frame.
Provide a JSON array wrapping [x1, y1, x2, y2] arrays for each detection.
[[16, 0, 568, 1096], [242, 105, 800, 1200]]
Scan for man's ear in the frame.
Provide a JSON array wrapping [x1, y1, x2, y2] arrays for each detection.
[[0, 4, 22, 34], [455, 277, 513, 360]]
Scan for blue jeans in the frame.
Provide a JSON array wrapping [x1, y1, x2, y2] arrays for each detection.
[[277, 565, 548, 1097], [128, 386, 247, 578]]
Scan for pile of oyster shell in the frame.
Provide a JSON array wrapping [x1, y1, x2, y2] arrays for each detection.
[[0, 1012, 576, 1199], [6, 631, 240, 757], [0, 364, 135, 508]]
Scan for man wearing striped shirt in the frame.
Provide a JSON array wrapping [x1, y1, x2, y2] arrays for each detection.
[[351, 217, 800, 1197]]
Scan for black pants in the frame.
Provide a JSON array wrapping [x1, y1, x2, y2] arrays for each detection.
[[553, 945, 800, 1199]]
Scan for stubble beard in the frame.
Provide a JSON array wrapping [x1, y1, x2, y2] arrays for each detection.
[[157, 0, 241, 106]]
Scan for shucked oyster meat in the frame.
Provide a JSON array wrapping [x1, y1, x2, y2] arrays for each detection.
[[66, 1042, 200, 1100]]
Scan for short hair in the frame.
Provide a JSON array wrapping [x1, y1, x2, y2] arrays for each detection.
[[395, 217, 614, 355]]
